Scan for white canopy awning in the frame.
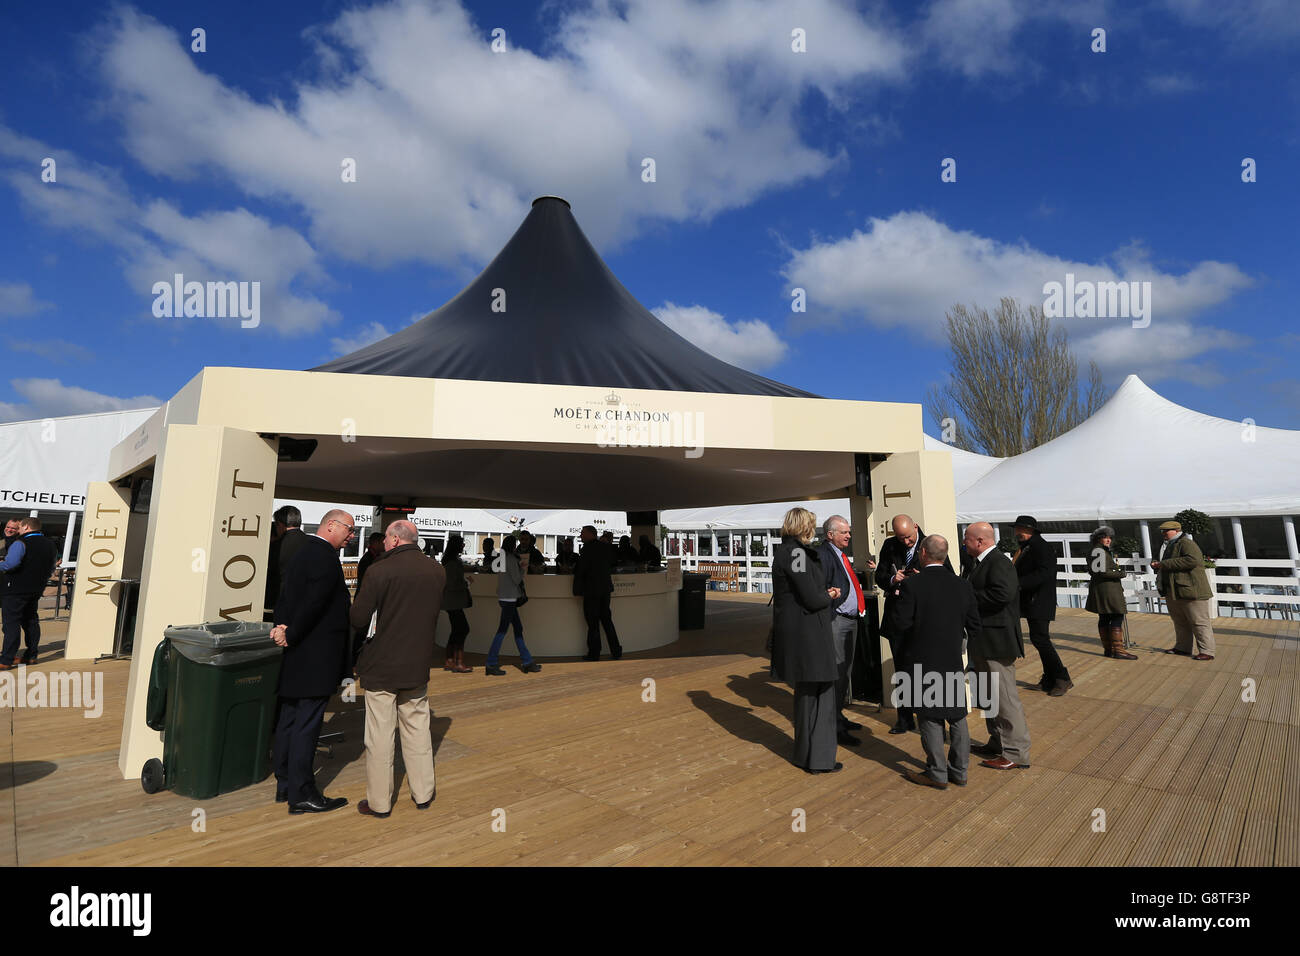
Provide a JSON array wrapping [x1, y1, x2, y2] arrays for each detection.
[[954, 375, 1300, 522], [0, 407, 156, 513]]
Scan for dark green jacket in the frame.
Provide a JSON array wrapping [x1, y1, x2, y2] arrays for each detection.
[[1085, 545, 1126, 615], [1156, 534, 1213, 601]]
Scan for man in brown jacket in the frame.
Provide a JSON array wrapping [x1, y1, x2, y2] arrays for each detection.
[[349, 519, 446, 817], [1152, 520, 1216, 660]]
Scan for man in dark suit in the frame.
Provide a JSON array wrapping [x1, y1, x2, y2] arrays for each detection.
[[874, 514, 951, 734], [893, 535, 981, 789], [574, 524, 622, 661], [819, 515, 866, 745], [275, 505, 309, 597], [270, 508, 354, 813], [1012, 515, 1071, 697], [962, 521, 1031, 770]]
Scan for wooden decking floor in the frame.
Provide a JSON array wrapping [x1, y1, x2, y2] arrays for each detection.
[[4, 600, 1297, 866]]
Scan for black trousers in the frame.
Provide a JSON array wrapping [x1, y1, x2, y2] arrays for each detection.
[[792, 681, 838, 771], [1, 593, 40, 664], [1027, 618, 1069, 682], [445, 609, 469, 651], [273, 695, 329, 804], [886, 635, 914, 727], [583, 592, 622, 658]]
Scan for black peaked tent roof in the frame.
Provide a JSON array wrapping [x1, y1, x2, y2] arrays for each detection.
[[313, 197, 815, 397]]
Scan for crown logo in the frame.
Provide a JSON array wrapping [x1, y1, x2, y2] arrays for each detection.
[[604, 390, 621, 405]]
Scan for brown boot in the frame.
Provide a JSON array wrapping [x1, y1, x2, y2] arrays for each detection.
[[1110, 625, 1137, 660], [1099, 621, 1113, 657], [452, 648, 472, 673]]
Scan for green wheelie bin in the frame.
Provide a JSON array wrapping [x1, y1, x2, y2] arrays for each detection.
[[141, 621, 283, 798]]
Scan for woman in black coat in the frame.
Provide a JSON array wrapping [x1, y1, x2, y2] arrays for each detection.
[[441, 535, 474, 673], [771, 507, 843, 774]]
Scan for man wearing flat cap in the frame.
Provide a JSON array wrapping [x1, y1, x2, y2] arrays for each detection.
[[1151, 521, 1216, 660], [1011, 516, 1071, 696]]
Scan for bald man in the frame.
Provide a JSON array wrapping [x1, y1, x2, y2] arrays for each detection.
[[270, 508, 355, 814], [875, 514, 950, 734], [349, 519, 445, 817], [962, 522, 1031, 770]]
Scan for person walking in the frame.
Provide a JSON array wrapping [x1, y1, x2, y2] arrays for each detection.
[[771, 507, 843, 774], [1011, 516, 1071, 696], [0, 516, 57, 668], [1086, 526, 1137, 660], [349, 520, 444, 818], [441, 535, 474, 673], [485, 536, 542, 675], [1152, 520, 1216, 660]]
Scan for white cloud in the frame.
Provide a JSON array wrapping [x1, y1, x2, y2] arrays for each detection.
[[6, 339, 95, 364], [1075, 320, 1246, 383], [781, 210, 1253, 377], [652, 302, 788, 371], [0, 126, 339, 335], [1145, 73, 1199, 94], [91, 2, 908, 268], [1162, 0, 1300, 43], [0, 378, 161, 423], [330, 321, 391, 356], [919, 0, 1104, 78], [0, 281, 52, 317]]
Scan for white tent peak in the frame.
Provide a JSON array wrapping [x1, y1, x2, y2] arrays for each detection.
[[953, 374, 1300, 520]]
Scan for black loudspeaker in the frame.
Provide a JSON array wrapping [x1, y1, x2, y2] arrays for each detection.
[[854, 454, 872, 498], [277, 437, 318, 462]]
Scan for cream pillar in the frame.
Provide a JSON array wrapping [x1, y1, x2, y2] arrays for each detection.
[[64, 482, 132, 660], [866, 450, 958, 703], [117, 425, 278, 780]]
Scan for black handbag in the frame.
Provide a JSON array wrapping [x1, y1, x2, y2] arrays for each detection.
[[516, 582, 529, 607]]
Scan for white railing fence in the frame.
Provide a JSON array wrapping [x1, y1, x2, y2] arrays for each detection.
[[1056, 555, 1300, 620]]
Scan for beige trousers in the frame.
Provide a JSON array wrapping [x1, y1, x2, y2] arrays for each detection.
[[1167, 598, 1216, 656], [364, 683, 436, 813]]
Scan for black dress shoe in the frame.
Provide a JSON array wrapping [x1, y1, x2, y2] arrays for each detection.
[[484, 665, 506, 676], [805, 762, 844, 774], [610, 651, 623, 660], [971, 742, 1000, 757], [288, 792, 348, 814], [837, 732, 861, 747], [521, 662, 542, 673], [888, 723, 910, 735], [413, 791, 435, 810]]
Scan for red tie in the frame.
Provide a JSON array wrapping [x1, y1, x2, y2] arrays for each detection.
[[841, 552, 864, 615]]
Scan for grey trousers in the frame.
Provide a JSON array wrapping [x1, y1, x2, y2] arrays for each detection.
[[1167, 597, 1216, 656], [919, 715, 969, 784], [792, 681, 838, 771], [830, 614, 857, 718], [971, 653, 1031, 765]]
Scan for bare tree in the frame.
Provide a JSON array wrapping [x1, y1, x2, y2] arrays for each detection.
[[927, 297, 1109, 457]]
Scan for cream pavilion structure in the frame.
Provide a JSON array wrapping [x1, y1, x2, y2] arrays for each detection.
[[60, 197, 954, 782]]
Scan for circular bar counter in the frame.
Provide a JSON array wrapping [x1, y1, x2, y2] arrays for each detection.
[[434, 570, 681, 658]]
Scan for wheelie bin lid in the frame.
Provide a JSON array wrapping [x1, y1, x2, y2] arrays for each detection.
[[163, 621, 281, 666]]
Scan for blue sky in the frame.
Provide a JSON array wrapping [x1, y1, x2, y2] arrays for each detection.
[[1, 0, 1296, 435]]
